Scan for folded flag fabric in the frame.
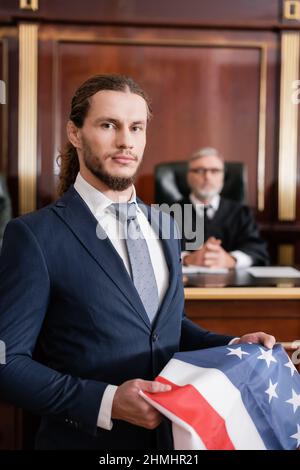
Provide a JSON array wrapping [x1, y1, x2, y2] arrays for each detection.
[[141, 344, 300, 450]]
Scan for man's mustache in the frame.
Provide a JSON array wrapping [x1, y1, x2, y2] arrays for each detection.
[[110, 152, 139, 161]]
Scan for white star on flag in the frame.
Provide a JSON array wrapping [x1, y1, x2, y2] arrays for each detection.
[[265, 379, 278, 403], [284, 358, 296, 377], [290, 424, 300, 447], [226, 347, 250, 359], [286, 389, 300, 414], [257, 347, 277, 368]]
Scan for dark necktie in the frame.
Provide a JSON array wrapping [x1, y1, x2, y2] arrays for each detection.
[[203, 205, 209, 241], [110, 203, 159, 323]]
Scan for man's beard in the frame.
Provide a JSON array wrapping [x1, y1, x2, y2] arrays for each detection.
[[82, 140, 140, 191], [194, 186, 222, 201]]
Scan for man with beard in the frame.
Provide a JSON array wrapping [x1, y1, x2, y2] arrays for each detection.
[[0, 74, 275, 450], [179, 148, 269, 268]]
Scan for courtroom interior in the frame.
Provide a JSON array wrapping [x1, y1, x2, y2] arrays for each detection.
[[0, 0, 300, 454]]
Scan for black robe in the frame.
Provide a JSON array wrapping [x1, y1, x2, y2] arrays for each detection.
[[176, 196, 269, 266]]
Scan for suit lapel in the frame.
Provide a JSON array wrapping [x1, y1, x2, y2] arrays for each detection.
[[213, 197, 229, 223], [156, 235, 180, 327], [52, 187, 151, 329]]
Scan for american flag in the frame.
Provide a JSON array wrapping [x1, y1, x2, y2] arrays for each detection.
[[141, 344, 300, 450]]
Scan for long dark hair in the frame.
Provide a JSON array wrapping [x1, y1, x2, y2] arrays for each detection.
[[56, 74, 152, 195]]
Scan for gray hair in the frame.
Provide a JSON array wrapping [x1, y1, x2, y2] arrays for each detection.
[[189, 147, 224, 163]]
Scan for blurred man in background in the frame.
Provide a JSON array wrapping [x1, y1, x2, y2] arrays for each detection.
[[179, 147, 269, 268]]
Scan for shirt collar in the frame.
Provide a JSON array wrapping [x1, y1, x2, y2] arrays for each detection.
[[74, 172, 138, 216]]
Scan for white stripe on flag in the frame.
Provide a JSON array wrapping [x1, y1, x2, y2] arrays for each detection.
[[160, 358, 266, 450]]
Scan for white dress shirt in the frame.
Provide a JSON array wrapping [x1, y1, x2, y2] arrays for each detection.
[[74, 173, 169, 430], [182, 193, 253, 268]]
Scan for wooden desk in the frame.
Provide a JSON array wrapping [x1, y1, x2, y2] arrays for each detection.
[[184, 287, 300, 342]]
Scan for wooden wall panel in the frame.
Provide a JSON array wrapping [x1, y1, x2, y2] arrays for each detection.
[[5, 34, 18, 217], [296, 63, 300, 223], [0, 0, 282, 28], [59, 43, 261, 207], [0, 30, 18, 217], [38, 25, 279, 218]]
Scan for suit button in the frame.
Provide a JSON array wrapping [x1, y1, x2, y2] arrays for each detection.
[[152, 333, 159, 342]]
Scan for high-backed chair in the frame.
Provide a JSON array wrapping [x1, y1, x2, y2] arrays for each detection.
[[154, 161, 247, 205]]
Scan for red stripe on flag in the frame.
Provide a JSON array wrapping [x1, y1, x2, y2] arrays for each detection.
[[144, 376, 235, 450]]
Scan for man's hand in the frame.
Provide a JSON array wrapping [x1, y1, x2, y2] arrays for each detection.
[[183, 246, 206, 266], [203, 237, 236, 268], [232, 332, 276, 349], [111, 379, 171, 429], [183, 237, 236, 269]]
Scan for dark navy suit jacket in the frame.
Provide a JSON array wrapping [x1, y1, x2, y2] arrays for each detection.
[[0, 186, 233, 449]]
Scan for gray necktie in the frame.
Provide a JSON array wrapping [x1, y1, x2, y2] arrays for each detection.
[[110, 203, 159, 323]]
